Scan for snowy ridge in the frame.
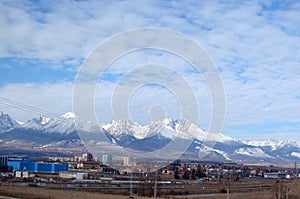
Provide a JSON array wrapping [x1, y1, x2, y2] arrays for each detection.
[[1, 111, 300, 164], [243, 139, 280, 150], [103, 118, 208, 141], [243, 139, 300, 151], [102, 119, 147, 139], [11, 113, 77, 135], [22, 116, 51, 130]]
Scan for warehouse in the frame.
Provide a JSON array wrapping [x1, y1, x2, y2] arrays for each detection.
[[8, 157, 68, 173]]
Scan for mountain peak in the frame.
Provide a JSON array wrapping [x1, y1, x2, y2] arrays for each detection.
[[0, 111, 9, 117], [61, 112, 76, 119], [0, 111, 18, 131]]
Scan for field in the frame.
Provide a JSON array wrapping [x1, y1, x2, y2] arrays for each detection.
[[0, 185, 153, 199], [1, 179, 300, 199]]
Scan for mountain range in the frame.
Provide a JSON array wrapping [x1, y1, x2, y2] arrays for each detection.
[[0, 111, 300, 164]]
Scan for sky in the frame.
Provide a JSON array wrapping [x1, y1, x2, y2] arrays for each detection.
[[0, 0, 300, 141]]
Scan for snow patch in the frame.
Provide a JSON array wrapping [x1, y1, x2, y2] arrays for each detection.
[[291, 152, 300, 158], [197, 145, 232, 161], [41, 117, 50, 125], [235, 147, 272, 158], [205, 133, 235, 142], [16, 120, 25, 125], [61, 112, 76, 119]]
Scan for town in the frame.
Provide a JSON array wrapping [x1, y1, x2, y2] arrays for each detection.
[[1, 153, 300, 198]]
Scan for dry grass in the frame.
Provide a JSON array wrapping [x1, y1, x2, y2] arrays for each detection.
[[0, 186, 152, 199], [287, 179, 300, 199], [2, 179, 300, 199], [229, 191, 274, 199]]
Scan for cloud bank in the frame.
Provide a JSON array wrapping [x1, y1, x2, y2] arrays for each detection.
[[0, 0, 300, 140]]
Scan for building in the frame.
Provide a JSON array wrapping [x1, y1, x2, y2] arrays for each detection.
[[102, 154, 112, 165], [76, 173, 88, 180], [82, 153, 93, 162], [74, 155, 82, 162], [0, 156, 8, 167], [77, 161, 100, 170], [123, 156, 134, 166], [264, 172, 291, 179], [14, 171, 29, 178], [48, 156, 76, 162], [8, 157, 36, 171], [7, 157, 68, 173], [59, 171, 77, 179], [0, 155, 9, 172]]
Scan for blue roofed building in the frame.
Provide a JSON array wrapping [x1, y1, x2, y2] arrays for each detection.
[[8, 157, 35, 171], [8, 157, 68, 173]]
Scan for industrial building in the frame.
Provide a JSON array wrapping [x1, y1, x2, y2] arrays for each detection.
[[7, 157, 68, 173]]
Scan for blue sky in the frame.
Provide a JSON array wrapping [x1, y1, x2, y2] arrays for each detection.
[[0, 0, 300, 141]]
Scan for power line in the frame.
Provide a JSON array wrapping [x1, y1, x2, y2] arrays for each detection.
[[0, 97, 105, 131], [0, 96, 72, 124]]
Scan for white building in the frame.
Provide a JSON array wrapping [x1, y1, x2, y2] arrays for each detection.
[[102, 154, 112, 165]]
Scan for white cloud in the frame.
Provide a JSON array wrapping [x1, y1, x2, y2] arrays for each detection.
[[0, 82, 74, 121], [0, 75, 210, 128], [0, 0, 300, 139]]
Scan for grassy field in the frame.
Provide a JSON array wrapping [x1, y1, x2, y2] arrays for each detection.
[[1, 179, 300, 199]]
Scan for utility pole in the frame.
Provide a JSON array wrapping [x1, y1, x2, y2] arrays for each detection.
[[129, 172, 133, 198], [278, 183, 281, 199], [295, 162, 297, 178], [286, 184, 288, 199], [129, 160, 137, 199], [226, 188, 230, 199], [153, 169, 158, 198]]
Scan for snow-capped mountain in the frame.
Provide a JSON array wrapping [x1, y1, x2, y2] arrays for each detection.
[[21, 112, 77, 135], [22, 116, 51, 130], [101, 118, 300, 163], [103, 120, 145, 139], [0, 112, 83, 158], [103, 118, 221, 141], [242, 139, 300, 162], [0, 111, 19, 132], [1, 111, 300, 164]]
